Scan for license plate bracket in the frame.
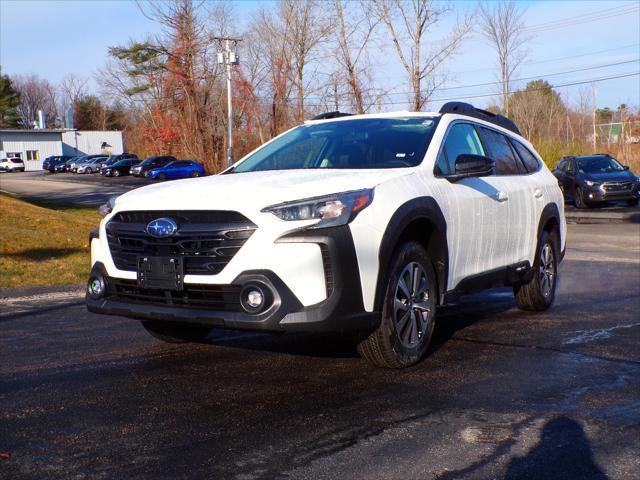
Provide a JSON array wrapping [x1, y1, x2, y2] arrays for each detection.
[[137, 256, 184, 291]]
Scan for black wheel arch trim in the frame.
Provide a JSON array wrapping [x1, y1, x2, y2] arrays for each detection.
[[375, 196, 449, 309], [537, 202, 564, 262]]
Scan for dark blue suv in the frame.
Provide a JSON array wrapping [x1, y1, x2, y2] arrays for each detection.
[[553, 154, 640, 208]]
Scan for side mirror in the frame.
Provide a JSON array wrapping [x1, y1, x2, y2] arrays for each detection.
[[447, 154, 495, 181], [623, 165, 630, 170]]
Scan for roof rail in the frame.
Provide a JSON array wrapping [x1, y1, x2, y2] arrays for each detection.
[[439, 102, 521, 135], [311, 111, 353, 120]]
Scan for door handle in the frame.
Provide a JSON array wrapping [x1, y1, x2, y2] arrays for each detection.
[[534, 188, 543, 199], [493, 191, 509, 202]]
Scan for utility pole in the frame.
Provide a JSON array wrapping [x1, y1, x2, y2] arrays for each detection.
[[591, 82, 597, 151], [213, 36, 241, 167]]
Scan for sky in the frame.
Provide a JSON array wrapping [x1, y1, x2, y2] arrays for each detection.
[[1, 0, 638, 111]]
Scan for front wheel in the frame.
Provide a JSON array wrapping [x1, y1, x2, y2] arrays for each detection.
[[574, 187, 589, 209], [86, 168, 92, 174], [141, 321, 212, 343], [514, 230, 558, 311], [157, 173, 166, 180], [357, 241, 437, 368], [113, 170, 120, 177]]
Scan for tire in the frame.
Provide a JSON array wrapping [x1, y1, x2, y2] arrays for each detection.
[[191, 171, 199, 178], [357, 241, 437, 368], [574, 187, 589, 209], [141, 321, 212, 343], [627, 198, 639, 207], [113, 170, 120, 177], [514, 230, 558, 312], [158, 173, 166, 180], [86, 167, 93, 174]]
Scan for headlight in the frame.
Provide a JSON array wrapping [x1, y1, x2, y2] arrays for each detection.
[[262, 189, 373, 229], [98, 196, 119, 217], [585, 180, 596, 187]]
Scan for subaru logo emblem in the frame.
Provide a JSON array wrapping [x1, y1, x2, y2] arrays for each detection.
[[146, 217, 178, 238]]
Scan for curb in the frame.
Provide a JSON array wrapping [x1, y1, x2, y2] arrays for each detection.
[[0, 284, 84, 300], [37, 173, 152, 189], [565, 210, 640, 224]]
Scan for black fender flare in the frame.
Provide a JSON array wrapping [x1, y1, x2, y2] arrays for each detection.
[[537, 202, 563, 260], [375, 197, 448, 310]]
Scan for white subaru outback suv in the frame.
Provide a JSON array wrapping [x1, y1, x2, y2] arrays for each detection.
[[87, 102, 566, 368]]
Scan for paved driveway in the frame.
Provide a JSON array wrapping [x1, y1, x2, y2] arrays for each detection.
[[1, 223, 639, 479]]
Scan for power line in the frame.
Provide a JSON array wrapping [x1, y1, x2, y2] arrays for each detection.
[[451, 43, 640, 75], [283, 59, 639, 101], [298, 72, 640, 108], [377, 59, 639, 97], [524, 4, 639, 33]]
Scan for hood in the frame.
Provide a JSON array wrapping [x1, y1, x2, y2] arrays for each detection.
[[114, 168, 414, 214], [580, 171, 636, 182]]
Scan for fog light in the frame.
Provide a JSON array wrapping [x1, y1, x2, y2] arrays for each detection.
[[247, 290, 263, 308], [240, 284, 271, 314], [87, 275, 105, 299]]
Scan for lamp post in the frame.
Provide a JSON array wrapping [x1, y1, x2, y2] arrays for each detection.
[[214, 37, 241, 167]]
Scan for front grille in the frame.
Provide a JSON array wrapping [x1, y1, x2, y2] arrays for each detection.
[[107, 278, 241, 311], [107, 210, 256, 275], [602, 181, 633, 192]]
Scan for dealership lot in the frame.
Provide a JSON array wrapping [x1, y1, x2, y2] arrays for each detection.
[[1, 223, 638, 479]]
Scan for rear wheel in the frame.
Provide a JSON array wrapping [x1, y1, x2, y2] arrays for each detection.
[[141, 321, 212, 343], [191, 171, 199, 177], [357, 241, 437, 368], [627, 198, 639, 207], [514, 230, 558, 311]]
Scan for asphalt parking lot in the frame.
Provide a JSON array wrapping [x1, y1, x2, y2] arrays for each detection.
[[1, 223, 639, 479]]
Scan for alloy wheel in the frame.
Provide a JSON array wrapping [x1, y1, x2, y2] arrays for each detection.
[[393, 262, 432, 348], [539, 243, 555, 298]]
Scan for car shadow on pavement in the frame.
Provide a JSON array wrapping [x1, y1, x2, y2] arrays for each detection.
[[1, 247, 84, 261], [198, 288, 517, 361]]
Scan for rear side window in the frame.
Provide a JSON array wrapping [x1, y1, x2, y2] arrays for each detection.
[[511, 140, 540, 173], [436, 123, 485, 175], [477, 127, 525, 175]]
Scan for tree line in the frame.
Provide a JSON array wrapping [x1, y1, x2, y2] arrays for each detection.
[[1, 0, 637, 172]]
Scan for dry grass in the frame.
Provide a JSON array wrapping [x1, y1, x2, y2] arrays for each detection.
[[534, 141, 640, 172], [0, 194, 100, 288]]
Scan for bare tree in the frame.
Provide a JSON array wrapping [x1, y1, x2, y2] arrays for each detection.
[[11, 74, 59, 127], [332, 0, 379, 114], [59, 74, 88, 115], [372, 0, 472, 110], [284, 0, 331, 122], [478, 1, 529, 116]]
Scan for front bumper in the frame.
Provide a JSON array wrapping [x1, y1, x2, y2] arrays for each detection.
[[86, 226, 379, 334], [583, 183, 640, 202]]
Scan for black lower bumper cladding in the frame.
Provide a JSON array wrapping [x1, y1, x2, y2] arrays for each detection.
[[86, 226, 379, 334]]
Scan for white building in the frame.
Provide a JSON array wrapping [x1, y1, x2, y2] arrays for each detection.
[[0, 129, 124, 171]]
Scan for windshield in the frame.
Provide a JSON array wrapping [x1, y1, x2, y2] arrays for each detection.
[[141, 157, 160, 166], [577, 156, 625, 174], [232, 117, 439, 173]]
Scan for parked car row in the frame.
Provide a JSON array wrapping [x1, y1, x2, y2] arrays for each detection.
[[552, 153, 639, 208], [42, 154, 206, 181]]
